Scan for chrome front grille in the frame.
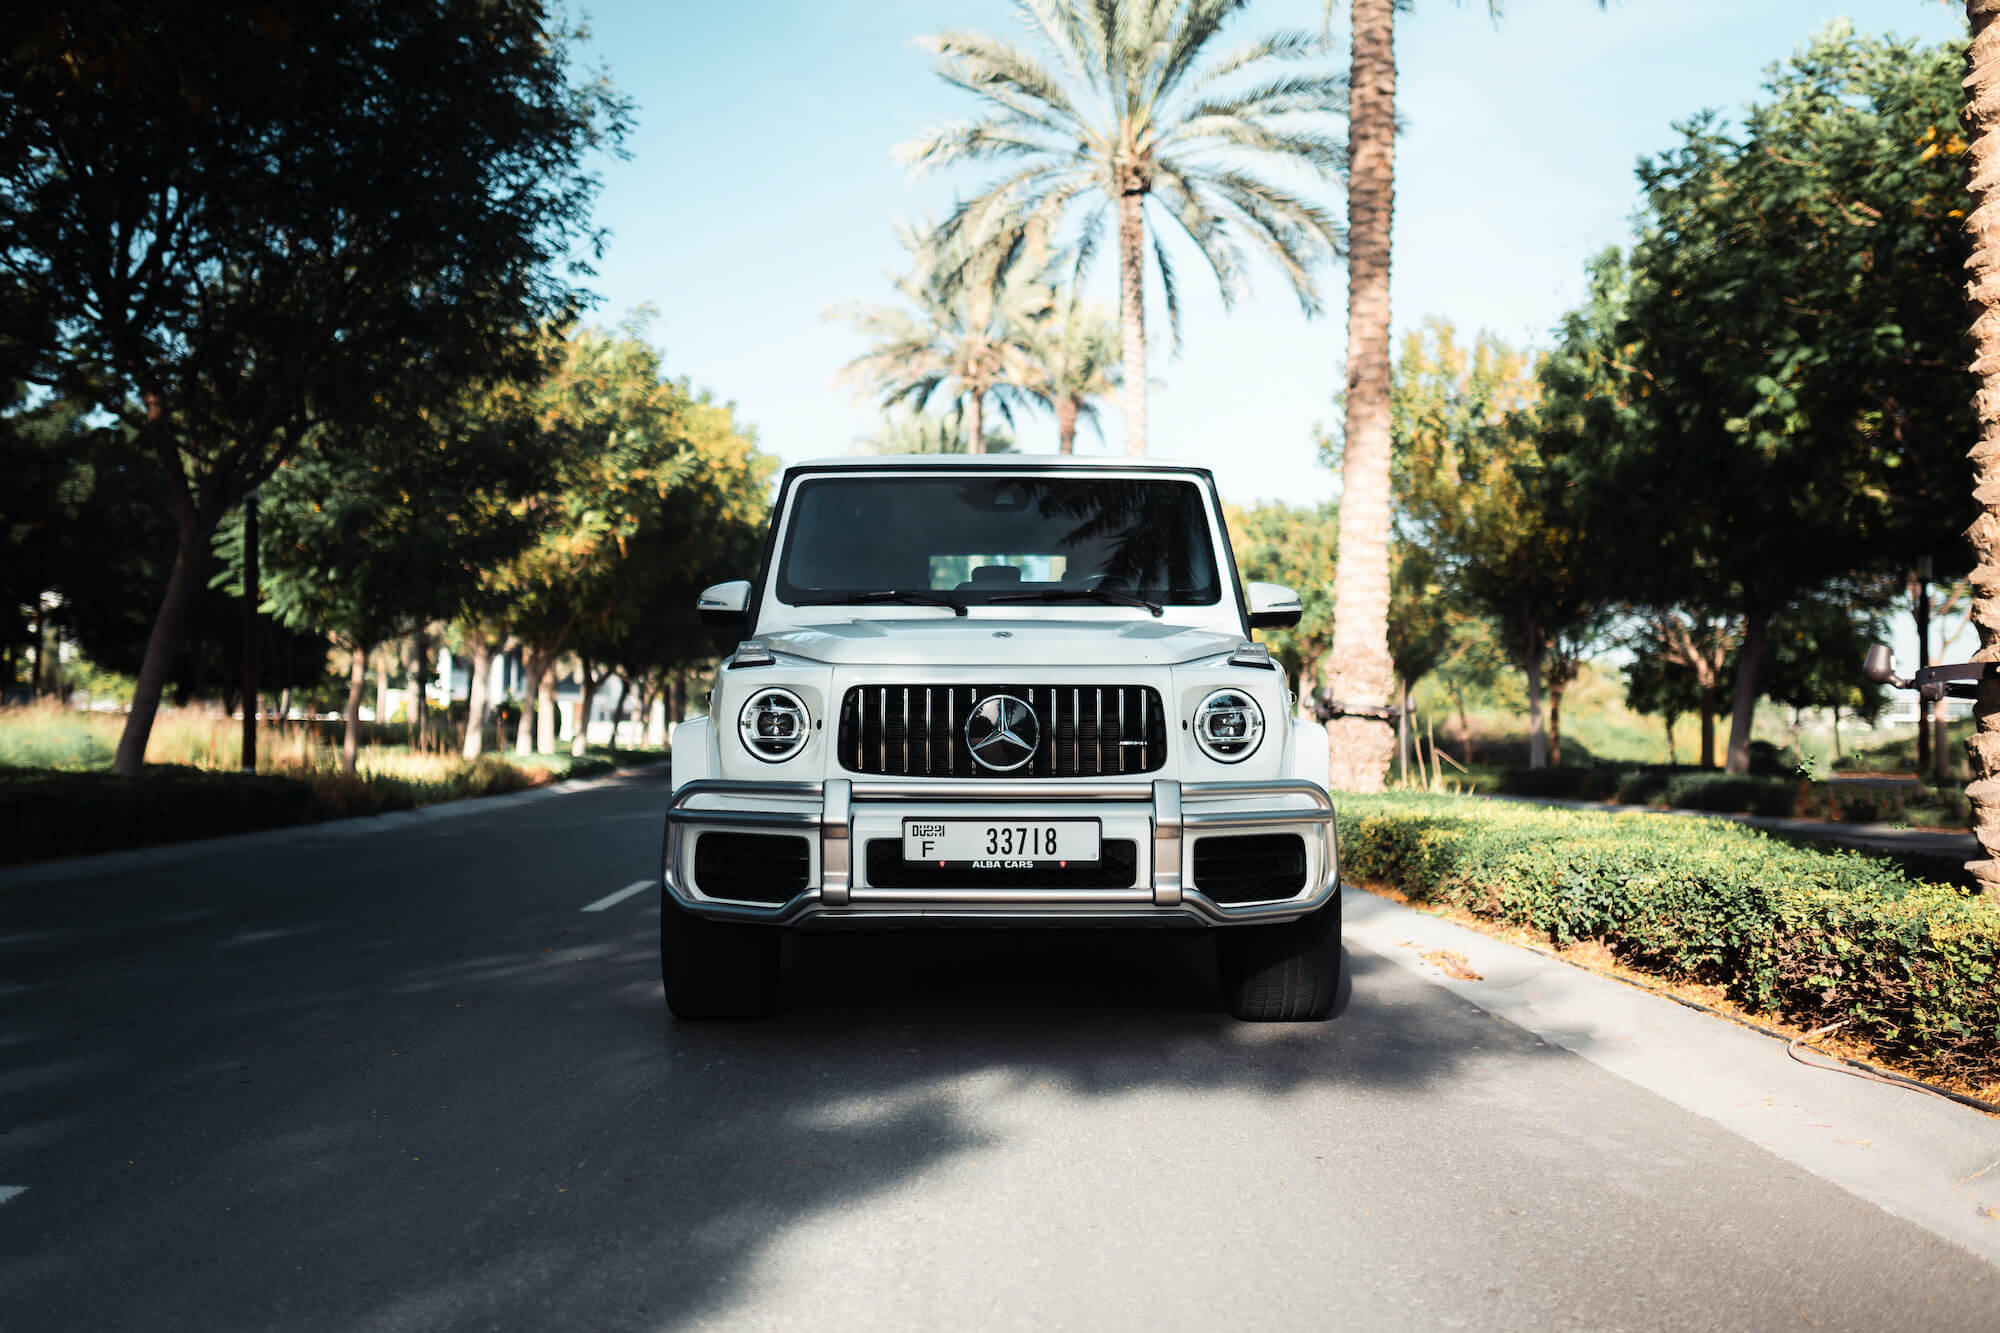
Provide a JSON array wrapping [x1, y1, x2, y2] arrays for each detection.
[[837, 684, 1168, 778]]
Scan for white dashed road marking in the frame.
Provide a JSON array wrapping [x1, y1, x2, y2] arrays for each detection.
[[582, 880, 655, 913], [0, 1187, 25, 1207]]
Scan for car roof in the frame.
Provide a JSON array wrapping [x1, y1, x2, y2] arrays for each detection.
[[787, 453, 1217, 482]]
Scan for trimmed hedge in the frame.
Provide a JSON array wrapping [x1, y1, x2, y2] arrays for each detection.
[[1338, 793, 2000, 1084], [1495, 765, 1970, 826]]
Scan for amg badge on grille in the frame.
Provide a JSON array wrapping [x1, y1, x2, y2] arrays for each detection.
[[966, 694, 1039, 771]]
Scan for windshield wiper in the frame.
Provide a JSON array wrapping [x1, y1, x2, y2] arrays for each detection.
[[987, 588, 1164, 617], [792, 589, 968, 617]]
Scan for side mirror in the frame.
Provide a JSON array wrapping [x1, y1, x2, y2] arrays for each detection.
[[1861, 644, 1909, 689], [1246, 581, 1303, 630], [697, 580, 751, 632]]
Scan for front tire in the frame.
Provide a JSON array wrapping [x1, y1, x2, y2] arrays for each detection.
[[660, 896, 782, 1020], [1217, 895, 1341, 1022]]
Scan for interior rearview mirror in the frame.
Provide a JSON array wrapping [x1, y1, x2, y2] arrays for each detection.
[[1246, 581, 1303, 631], [697, 579, 752, 631]]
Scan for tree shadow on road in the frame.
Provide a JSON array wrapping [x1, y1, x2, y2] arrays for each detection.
[[0, 868, 1564, 1333]]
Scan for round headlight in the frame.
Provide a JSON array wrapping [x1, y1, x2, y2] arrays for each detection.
[[1193, 688, 1264, 763], [738, 688, 810, 762]]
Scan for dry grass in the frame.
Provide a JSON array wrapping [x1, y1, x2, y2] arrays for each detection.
[[0, 700, 622, 791]]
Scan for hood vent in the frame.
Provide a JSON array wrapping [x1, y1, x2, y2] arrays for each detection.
[[838, 684, 1168, 778]]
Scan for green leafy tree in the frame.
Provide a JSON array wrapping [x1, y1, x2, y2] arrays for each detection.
[[1226, 499, 1338, 700], [900, 0, 1345, 458], [0, 0, 627, 774], [1384, 319, 1602, 768], [213, 365, 557, 773], [1545, 29, 1973, 775]]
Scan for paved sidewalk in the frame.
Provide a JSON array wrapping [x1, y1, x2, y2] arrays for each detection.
[[1487, 792, 1977, 860], [1342, 885, 2000, 1266]]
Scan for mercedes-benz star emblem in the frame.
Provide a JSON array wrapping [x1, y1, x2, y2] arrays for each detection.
[[966, 694, 1039, 771]]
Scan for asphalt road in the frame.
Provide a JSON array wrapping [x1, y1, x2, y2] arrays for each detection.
[[3, 769, 1996, 1331]]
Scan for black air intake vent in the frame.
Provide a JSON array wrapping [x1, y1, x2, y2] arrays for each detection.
[[1192, 834, 1308, 904], [838, 684, 1168, 778], [694, 832, 811, 905]]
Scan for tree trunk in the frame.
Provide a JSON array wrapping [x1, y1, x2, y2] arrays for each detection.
[[1832, 703, 1843, 760], [342, 640, 369, 779], [1324, 0, 1398, 793], [1933, 697, 1953, 782], [1664, 711, 1679, 766], [1057, 396, 1079, 454], [1117, 185, 1148, 457], [966, 387, 986, 454], [536, 667, 558, 755], [1396, 676, 1409, 786], [612, 674, 632, 754], [410, 629, 430, 752], [517, 651, 547, 755], [1549, 676, 1566, 768], [1916, 572, 1933, 776], [31, 595, 45, 696], [1524, 632, 1548, 770], [376, 651, 391, 729], [240, 489, 259, 772], [1962, 0, 2000, 892], [461, 636, 493, 759], [1698, 690, 1718, 769], [1724, 610, 1769, 774], [572, 657, 598, 758], [112, 524, 210, 776]]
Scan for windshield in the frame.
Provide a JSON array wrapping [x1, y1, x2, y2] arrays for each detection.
[[775, 474, 1223, 607]]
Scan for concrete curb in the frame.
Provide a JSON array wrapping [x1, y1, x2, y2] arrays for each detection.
[[1342, 885, 2000, 1267], [0, 759, 671, 892]]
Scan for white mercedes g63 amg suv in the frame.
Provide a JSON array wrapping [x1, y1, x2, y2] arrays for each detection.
[[661, 455, 1340, 1021]]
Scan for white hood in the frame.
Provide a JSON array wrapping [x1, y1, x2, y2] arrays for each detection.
[[757, 616, 1244, 668]]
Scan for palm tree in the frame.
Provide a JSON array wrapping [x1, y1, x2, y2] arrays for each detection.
[[1025, 294, 1120, 452], [1323, 0, 1603, 792], [830, 223, 1048, 453], [900, 0, 1345, 457], [856, 405, 1016, 455], [1961, 0, 2000, 894]]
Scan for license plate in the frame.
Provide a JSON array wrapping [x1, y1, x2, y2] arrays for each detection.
[[902, 820, 1102, 867]]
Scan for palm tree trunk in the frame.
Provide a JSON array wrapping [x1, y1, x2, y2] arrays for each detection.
[[1965, 0, 2000, 893], [967, 387, 986, 454], [1117, 185, 1148, 458], [1324, 0, 1398, 792], [1057, 396, 1078, 454]]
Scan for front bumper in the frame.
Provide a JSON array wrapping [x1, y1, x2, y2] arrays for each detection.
[[660, 778, 1339, 928]]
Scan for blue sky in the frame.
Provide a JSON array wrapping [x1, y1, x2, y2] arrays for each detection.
[[572, 0, 1968, 511]]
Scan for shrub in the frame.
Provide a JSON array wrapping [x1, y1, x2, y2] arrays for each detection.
[[1338, 793, 2000, 1083], [1658, 773, 1796, 817]]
